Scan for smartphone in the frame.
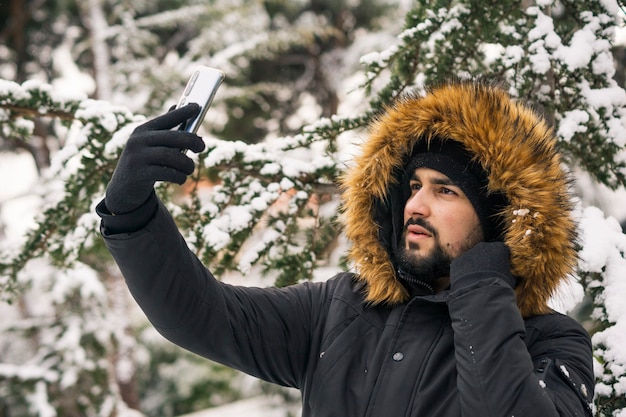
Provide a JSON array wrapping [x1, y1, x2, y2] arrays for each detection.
[[176, 66, 225, 134]]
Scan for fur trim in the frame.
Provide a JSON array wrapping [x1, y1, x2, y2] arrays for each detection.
[[339, 79, 577, 317]]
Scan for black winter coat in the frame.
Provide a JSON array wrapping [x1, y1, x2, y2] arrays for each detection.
[[99, 199, 594, 417]]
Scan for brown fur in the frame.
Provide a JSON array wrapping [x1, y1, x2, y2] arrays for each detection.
[[339, 79, 577, 318]]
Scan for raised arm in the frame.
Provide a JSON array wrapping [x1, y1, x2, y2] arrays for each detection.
[[98, 106, 320, 388]]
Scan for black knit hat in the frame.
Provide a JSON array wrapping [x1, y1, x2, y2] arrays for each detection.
[[404, 139, 506, 241]]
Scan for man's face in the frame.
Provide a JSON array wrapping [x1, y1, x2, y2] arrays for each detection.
[[398, 167, 483, 280]]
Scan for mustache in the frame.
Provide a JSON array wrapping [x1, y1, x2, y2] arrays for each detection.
[[404, 217, 437, 237]]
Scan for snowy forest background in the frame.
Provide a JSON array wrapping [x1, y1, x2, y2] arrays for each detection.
[[1, 0, 626, 416]]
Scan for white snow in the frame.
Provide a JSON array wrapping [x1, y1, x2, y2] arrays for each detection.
[[576, 206, 626, 396], [558, 110, 590, 143], [27, 381, 57, 417], [0, 153, 40, 243]]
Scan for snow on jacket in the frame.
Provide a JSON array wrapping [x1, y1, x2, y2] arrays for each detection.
[[98, 79, 594, 416]]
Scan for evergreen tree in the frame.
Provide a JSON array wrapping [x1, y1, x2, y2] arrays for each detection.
[[1, 0, 625, 416], [0, 0, 403, 415]]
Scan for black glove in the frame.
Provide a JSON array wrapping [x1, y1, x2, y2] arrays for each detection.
[[105, 104, 205, 215], [449, 241, 516, 288]]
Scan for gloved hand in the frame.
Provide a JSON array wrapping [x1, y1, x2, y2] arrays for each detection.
[[105, 103, 205, 215], [449, 241, 516, 288]]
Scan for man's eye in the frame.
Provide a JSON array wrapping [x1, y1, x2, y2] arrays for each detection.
[[440, 187, 457, 195], [410, 183, 421, 190]]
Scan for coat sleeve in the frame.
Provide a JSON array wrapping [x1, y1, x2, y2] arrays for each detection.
[[99, 199, 326, 389], [447, 269, 594, 417]]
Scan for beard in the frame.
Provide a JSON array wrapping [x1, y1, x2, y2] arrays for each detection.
[[394, 217, 482, 284], [395, 234, 453, 284]]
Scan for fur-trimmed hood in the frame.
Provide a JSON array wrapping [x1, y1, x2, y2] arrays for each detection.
[[339, 79, 577, 318]]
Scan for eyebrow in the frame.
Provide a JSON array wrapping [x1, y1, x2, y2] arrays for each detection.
[[410, 173, 456, 186]]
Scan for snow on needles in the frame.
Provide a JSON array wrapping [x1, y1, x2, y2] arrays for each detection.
[[527, 5, 626, 152], [577, 206, 626, 396]]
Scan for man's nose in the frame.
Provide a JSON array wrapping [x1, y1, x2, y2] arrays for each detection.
[[404, 190, 431, 218]]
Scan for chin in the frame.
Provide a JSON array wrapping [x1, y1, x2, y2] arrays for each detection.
[[406, 243, 432, 258]]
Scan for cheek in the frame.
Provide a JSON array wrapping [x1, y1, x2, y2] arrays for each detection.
[[437, 208, 482, 249]]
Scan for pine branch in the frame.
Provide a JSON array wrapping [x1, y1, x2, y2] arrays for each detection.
[[0, 104, 77, 121]]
